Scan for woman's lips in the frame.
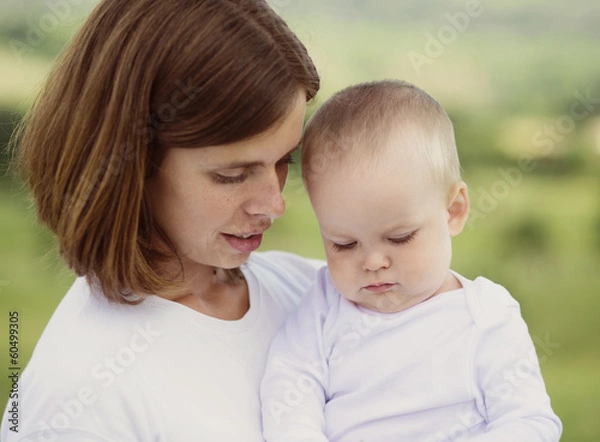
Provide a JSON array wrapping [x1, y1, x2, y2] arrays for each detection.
[[363, 283, 396, 293], [223, 233, 263, 253]]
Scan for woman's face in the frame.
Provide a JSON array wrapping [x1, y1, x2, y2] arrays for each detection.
[[147, 91, 307, 270]]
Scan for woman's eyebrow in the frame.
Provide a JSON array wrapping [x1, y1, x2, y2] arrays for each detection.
[[216, 144, 300, 169]]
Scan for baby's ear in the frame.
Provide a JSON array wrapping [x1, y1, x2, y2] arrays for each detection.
[[447, 182, 469, 236]]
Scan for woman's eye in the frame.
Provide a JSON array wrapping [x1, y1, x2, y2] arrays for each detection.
[[331, 242, 357, 252], [276, 153, 295, 168], [212, 172, 247, 184], [389, 230, 418, 245], [281, 153, 295, 165]]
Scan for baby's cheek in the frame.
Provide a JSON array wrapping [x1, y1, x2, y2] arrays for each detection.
[[328, 260, 352, 296], [420, 237, 452, 282]]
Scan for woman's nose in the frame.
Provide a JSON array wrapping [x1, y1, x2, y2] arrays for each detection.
[[245, 170, 286, 220]]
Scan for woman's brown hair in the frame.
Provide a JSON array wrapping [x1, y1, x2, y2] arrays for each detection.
[[14, 0, 320, 302]]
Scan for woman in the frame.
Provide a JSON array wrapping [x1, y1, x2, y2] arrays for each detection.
[[1, 0, 320, 440]]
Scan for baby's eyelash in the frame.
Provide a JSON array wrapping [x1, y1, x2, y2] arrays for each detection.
[[331, 242, 357, 252], [389, 230, 418, 245]]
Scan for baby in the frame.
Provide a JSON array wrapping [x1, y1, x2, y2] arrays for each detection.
[[260, 80, 562, 441]]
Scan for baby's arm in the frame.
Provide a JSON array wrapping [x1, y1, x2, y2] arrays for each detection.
[[260, 270, 331, 442], [472, 285, 562, 441]]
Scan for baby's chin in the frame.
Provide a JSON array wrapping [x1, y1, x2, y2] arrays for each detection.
[[350, 289, 442, 314]]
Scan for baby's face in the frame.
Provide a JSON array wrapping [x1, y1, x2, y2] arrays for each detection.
[[307, 150, 465, 313]]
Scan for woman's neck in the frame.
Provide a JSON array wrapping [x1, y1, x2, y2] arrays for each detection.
[[162, 264, 250, 320]]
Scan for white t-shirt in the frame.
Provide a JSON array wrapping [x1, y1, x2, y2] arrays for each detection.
[[261, 267, 562, 442], [1, 251, 324, 442]]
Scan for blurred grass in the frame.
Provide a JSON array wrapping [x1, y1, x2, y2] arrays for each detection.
[[1, 1, 600, 440], [0, 45, 50, 111]]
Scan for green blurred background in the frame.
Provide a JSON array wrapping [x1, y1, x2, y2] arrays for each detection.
[[1, 0, 599, 440]]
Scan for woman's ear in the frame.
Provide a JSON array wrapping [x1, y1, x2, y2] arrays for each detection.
[[447, 182, 470, 237]]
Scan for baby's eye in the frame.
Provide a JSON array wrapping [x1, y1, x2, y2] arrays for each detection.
[[389, 230, 418, 245], [331, 242, 357, 252]]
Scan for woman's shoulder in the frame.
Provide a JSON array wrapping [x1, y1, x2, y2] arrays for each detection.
[[245, 251, 326, 312], [30, 277, 162, 366], [10, 278, 165, 439], [246, 250, 325, 281]]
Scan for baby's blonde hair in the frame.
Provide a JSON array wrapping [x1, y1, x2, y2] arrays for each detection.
[[302, 80, 461, 194]]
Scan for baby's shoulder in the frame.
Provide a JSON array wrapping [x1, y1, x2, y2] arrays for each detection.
[[459, 274, 521, 326]]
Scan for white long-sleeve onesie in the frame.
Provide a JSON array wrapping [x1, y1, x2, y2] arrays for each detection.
[[261, 268, 562, 442]]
